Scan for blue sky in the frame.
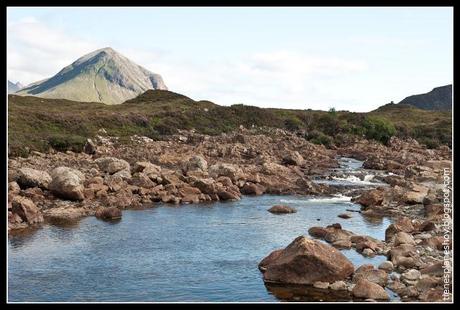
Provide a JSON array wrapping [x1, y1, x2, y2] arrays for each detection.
[[7, 7, 453, 111]]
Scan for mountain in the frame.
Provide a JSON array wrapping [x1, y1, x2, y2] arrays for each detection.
[[8, 80, 24, 94], [16, 47, 168, 105], [398, 85, 452, 111]]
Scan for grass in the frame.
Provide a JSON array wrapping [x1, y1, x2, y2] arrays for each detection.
[[8, 90, 452, 156]]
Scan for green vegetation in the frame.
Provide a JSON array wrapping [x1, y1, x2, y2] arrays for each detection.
[[8, 90, 452, 156]]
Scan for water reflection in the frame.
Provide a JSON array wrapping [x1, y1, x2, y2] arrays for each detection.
[[265, 283, 352, 302]]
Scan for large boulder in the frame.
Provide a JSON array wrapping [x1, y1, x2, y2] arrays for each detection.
[[11, 196, 44, 225], [352, 279, 389, 300], [393, 231, 416, 246], [95, 157, 130, 175], [259, 236, 354, 285], [282, 151, 304, 166], [385, 217, 415, 242], [209, 163, 243, 183], [16, 168, 51, 189], [240, 182, 265, 196], [183, 155, 208, 173], [354, 188, 384, 208], [49, 167, 85, 201]]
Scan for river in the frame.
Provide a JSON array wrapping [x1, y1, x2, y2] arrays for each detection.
[[8, 158, 397, 302]]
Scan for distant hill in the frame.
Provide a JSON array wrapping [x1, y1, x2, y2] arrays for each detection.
[[398, 85, 452, 111], [8, 89, 452, 156], [16, 47, 168, 105], [8, 80, 24, 94]]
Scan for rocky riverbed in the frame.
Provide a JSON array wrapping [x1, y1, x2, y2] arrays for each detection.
[[7, 128, 452, 302]]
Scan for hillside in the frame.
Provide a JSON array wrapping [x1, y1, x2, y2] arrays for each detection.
[[8, 90, 452, 156], [398, 85, 452, 111], [16, 47, 167, 105]]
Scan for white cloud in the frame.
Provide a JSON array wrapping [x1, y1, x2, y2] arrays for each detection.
[[7, 18, 370, 111], [7, 17, 100, 85]]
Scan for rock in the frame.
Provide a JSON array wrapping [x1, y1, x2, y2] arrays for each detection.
[[352, 279, 389, 301], [338, 213, 352, 219], [95, 157, 130, 174], [313, 281, 329, 289], [324, 229, 354, 243], [133, 161, 161, 175], [259, 236, 354, 285], [49, 167, 85, 201], [209, 163, 242, 183], [8, 181, 21, 194], [129, 173, 155, 188], [104, 175, 123, 192], [424, 204, 443, 219], [420, 262, 444, 276], [332, 239, 352, 249], [421, 236, 446, 251], [362, 248, 375, 257], [418, 288, 445, 302], [353, 266, 388, 287], [192, 178, 218, 195], [217, 189, 240, 201], [84, 138, 97, 154], [112, 168, 132, 180], [16, 167, 51, 189], [416, 275, 440, 291], [282, 151, 304, 166], [378, 261, 394, 272], [268, 205, 297, 214], [385, 217, 415, 242], [401, 269, 421, 283], [403, 185, 429, 205], [354, 188, 384, 208], [240, 182, 265, 196], [11, 196, 44, 225], [44, 206, 91, 223], [308, 227, 329, 238], [183, 155, 208, 173], [329, 281, 347, 291], [394, 232, 416, 246], [418, 220, 436, 232], [95, 207, 122, 220]]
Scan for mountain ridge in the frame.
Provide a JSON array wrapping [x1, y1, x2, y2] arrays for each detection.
[[397, 84, 452, 111]]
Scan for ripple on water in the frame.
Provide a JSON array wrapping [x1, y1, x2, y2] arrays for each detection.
[[8, 194, 393, 302]]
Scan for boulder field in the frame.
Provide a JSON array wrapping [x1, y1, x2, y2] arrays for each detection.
[[7, 128, 452, 302]]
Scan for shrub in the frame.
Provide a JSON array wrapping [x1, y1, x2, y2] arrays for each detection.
[[307, 130, 333, 148], [362, 116, 396, 145], [284, 117, 303, 131], [48, 134, 86, 152]]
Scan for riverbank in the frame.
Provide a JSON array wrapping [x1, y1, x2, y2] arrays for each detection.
[[7, 128, 452, 302]]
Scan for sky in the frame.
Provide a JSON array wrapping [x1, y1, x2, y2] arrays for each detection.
[[7, 7, 453, 112]]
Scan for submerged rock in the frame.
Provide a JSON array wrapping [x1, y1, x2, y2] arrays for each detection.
[[95, 207, 122, 220], [259, 236, 354, 285], [268, 205, 297, 214]]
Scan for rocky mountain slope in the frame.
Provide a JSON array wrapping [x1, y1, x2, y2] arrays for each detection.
[[8, 80, 24, 94], [16, 47, 167, 105], [398, 85, 452, 111]]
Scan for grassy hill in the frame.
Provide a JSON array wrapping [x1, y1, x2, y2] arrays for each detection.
[[8, 90, 452, 157]]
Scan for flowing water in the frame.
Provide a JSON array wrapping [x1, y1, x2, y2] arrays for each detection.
[[8, 158, 397, 302]]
